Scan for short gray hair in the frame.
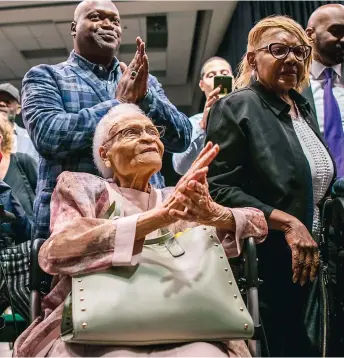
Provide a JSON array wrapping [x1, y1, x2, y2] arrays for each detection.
[[93, 103, 146, 178]]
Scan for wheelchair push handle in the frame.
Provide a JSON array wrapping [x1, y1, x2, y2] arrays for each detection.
[[243, 237, 260, 288]]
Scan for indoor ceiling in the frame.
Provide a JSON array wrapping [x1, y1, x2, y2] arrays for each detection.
[[0, 1, 237, 115]]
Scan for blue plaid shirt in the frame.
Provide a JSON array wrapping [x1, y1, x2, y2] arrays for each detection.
[[21, 51, 192, 241]]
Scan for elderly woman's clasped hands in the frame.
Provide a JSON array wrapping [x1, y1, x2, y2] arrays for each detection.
[[163, 142, 235, 229]]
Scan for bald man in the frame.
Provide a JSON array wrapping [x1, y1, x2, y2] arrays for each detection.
[[304, 7, 344, 353], [303, 4, 344, 173], [21, 0, 192, 241]]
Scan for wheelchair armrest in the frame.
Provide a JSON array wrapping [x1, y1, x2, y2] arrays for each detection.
[[29, 239, 45, 291]]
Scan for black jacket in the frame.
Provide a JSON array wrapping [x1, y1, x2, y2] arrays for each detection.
[[4, 153, 37, 222], [206, 80, 336, 227], [207, 82, 337, 354], [0, 180, 31, 246]]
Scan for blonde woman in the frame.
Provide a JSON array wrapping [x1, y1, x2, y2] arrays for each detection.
[[206, 16, 335, 356], [0, 112, 37, 221]]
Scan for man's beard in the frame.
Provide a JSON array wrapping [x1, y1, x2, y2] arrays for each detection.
[[317, 38, 344, 65], [334, 43, 344, 64]]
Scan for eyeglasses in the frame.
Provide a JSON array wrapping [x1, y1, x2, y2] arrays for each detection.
[[255, 43, 312, 61], [103, 125, 166, 145]]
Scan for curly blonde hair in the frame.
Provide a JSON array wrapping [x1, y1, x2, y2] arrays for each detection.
[[0, 119, 13, 154], [235, 15, 312, 92]]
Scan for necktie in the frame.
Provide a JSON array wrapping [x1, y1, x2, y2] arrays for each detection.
[[323, 67, 344, 177]]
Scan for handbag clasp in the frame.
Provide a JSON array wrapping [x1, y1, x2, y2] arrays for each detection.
[[165, 237, 185, 257]]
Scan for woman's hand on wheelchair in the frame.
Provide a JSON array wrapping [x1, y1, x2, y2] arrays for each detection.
[[284, 218, 319, 286]]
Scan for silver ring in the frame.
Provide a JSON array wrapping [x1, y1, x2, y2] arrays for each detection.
[[130, 70, 137, 79]]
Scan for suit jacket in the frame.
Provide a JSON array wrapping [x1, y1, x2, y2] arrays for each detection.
[[4, 153, 37, 222], [302, 85, 317, 121], [0, 180, 31, 246]]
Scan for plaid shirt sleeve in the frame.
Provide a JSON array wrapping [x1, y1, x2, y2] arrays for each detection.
[[139, 75, 192, 153], [21, 65, 121, 159]]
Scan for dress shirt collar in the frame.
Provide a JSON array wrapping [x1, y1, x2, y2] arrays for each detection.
[[248, 79, 310, 116], [67, 50, 120, 75], [311, 59, 341, 79]]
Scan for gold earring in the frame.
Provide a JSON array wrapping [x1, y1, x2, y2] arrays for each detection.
[[105, 160, 111, 168]]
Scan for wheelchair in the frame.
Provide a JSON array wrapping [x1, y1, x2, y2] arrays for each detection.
[[30, 236, 264, 357], [28, 193, 344, 357]]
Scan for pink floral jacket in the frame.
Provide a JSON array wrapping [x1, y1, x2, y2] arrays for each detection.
[[14, 171, 268, 357]]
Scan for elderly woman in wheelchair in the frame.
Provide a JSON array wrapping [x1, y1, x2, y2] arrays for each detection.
[[13, 104, 267, 357]]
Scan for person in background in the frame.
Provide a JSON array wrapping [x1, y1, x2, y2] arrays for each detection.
[[0, 175, 32, 322], [21, 0, 192, 242], [173, 57, 232, 175], [303, 4, 344, 177], [206, 16, 333, 356], [304, 9, 344, 348], [0, 83, 38, 162], [0, 112, 37, 221]]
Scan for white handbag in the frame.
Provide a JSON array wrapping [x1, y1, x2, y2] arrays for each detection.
[[61, 182, 254, 345]]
